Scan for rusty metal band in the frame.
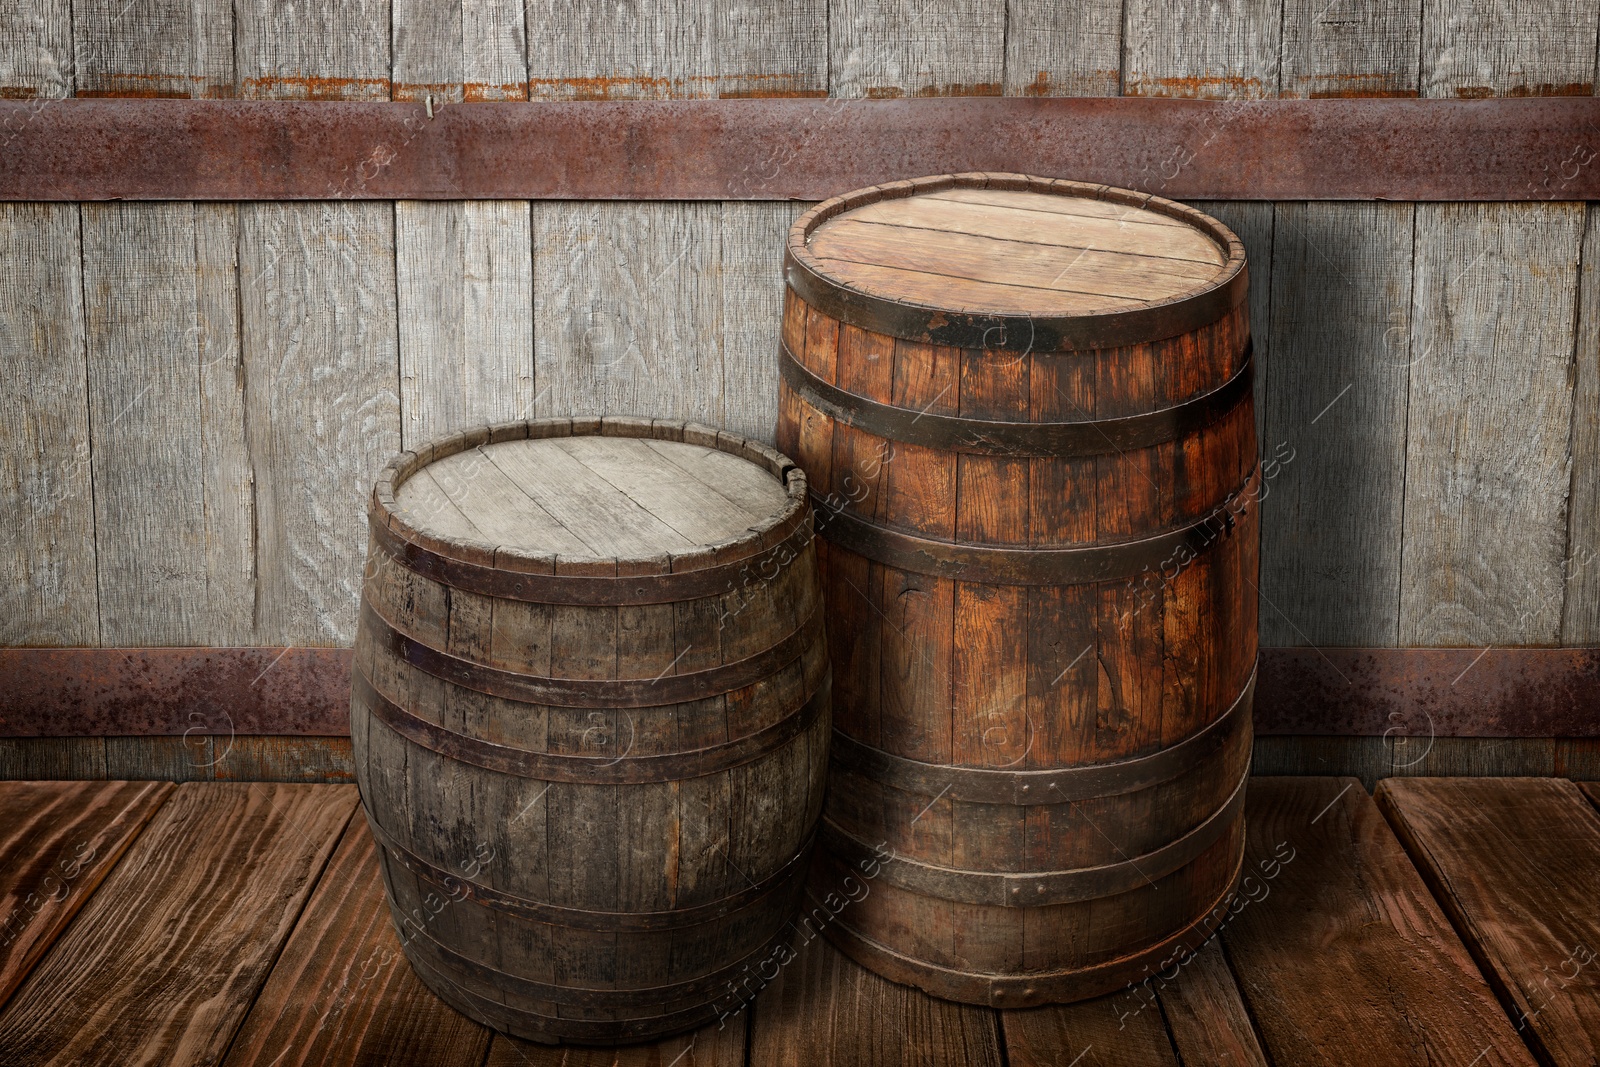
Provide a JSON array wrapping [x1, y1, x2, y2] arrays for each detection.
[[403, 920, 799, 1011], [830, 669, 1254, 806], [7, 98, 1599, 202], [786, 249, 1248, 352], [814, 842, 1246, 1008], [371, 507, 813, 607], [816, 464, 1259, 586], [780, 339, 1252, 457], [368, 814, 814, 933], [362, 601, 824, 708], [819, 766, 1248, 908], [357, 669, 828, 784]]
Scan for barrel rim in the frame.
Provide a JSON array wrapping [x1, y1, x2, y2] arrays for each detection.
[[786, 172, 1249, 351], [369, 415, 810, 581]]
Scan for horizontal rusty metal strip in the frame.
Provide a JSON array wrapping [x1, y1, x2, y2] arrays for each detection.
[[1, 98, 1598, 201], [5, 645, 1600, 737]]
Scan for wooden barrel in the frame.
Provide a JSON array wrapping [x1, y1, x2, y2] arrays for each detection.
[[351, 416, 830, 1043], [776, 174, 1258, 1007]]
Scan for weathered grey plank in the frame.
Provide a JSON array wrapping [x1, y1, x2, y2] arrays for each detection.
[[534, 200, 725, 425], [392, 0, 527, 104], [234, 0, 398, 648], [1258, 202, 1412, 647], [526, 0, 714, 99], [0, 739, 107, 781], [1420, 2, 1599, 98], [1563, 206, 1600, 643], [1003, 0, 1122, 97], [828, 0, 1005, 98], [81, 203, 254, 645], [0, 204, 98, 646], [395, 200, 536, 447], [713, 0, 827, 97], [1123, 0, 1284, 98], [1279, 0, 1421, 98], [0, 0, 72, 97], [721, 200, 803, 443], [71, 0, 232, 98], [1400, 202, 1584, 645]]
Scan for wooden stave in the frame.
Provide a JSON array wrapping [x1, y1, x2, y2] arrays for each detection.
[[777, 183, 1258, 1006], [352, 420, 830, 1042]]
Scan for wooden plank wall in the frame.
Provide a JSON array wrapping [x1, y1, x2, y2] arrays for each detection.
[[0, 2, 1596, 671]]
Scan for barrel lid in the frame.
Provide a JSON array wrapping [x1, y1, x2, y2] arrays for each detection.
[[785, 173, 1248, 352], [370, 417, 808, 581]]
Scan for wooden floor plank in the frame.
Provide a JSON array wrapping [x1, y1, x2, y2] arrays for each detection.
[[485, 1020, 746, 1066], [748, 936, 1002, 1067], [0, 782, 357, 1066], [1155, 940, 1269, 1067], [1224, 778, 1535, 1066], [0, 780, 172, 1010], [1377, 777, 1600, 1066], [1002, 995, 1177, 1066], [222, 815, 491, 1067]]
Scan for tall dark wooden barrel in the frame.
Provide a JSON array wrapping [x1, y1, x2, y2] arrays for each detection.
[[776, 174, 1258, 1007], [351, 416, 829, 1043]]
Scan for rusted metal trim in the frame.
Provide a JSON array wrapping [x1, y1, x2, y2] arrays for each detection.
[[786, 173, 1250, 349], [371, 503, 814, 606], [781, 339, 1253, 455], [829, 669, 1254, 805], [356, 669, 828, 782], [3, 98, 1599, 202], [814, 842, 1245, 1008], [363, 602, 824, 709], [816, 465, 1259, 586], [819, 767, 1248, 908], [6, 646, 1600, 738], [368, 813, 814, 933]]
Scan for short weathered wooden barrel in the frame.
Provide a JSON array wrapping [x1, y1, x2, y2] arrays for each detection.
[[351, 416, 830, 1043], [776, 174, 1258, 1007]]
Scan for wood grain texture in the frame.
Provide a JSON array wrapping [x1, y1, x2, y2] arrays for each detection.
[[233, 0, 391, 100], [1377, 777, 1600, 1066], [0, 738, 356, 783], [1122, 0, 1284, 98], [748, 936, 1004, 1066], [1420, 1, 1599, 98], [1003, 0, 1121, 97], [392, 0, 527, 103], [1003, 996, 1178, 1066], [1563, 205, 1600, 643], [221, 816, 491, 1067], [0, 203, 98, 646], [396, 200, 536, 447], [1156, 939, 1269, 1067], [70, 0, 233, 98], [534, 200, 724, 425], [0, 0, 72, 97], [721, 201, 803, 443], [828, 0, 1004, 98], [1279, 0, 1421, 98], [486, 1022, 746, 1066], [0, 739, 107, 781], [1400, 202, 1584, 645], [0, 783, 357, 1066], [1224, 778, 1534, 1065], [1258, 202, 1412, 646], [81, 202, 254, 645], [0, 780, 171, 1009]]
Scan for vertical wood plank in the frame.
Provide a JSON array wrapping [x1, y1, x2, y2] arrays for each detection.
[[0, 739, 107, 781], [391, 0, 527, 103], [1400, 202, 1584, 645], [220, 818, 492, 1067], [70, 0, 233, 98], [1223, 778, 1535, 1065], [1420, 3, 1599, 98], [0, 0, 73, 97], [828, 0, 1005, 98], [233, 0, 391, 101], [0, 203, 98, 645], [1257, 202, 1412, 646], [1122, 0, 1283, 98], [1377, 777, 1600, 1066], [1563, 206, 1600, 642], [1156, 940, 1269, 1067], [0, 783, 357, 1066], [1003, 0, 1122, 97], [0, 780, 172, 1009], [721, 201, 805, 443], [486, 1022, 746, 1066], [1278, 0, 1421, 98]]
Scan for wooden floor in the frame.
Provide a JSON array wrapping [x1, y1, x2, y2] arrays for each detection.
[[0, 777, 1596, 1065]]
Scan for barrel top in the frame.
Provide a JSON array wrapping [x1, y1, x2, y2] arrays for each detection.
[[786, 174, 1248, 351], [372, 418, 808, 576]]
